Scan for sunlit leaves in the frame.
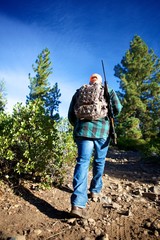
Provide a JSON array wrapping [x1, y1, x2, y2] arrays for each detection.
[[114, 35, 160, 142]]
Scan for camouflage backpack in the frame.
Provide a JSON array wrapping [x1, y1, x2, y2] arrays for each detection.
[[74, 82, 108, 120]]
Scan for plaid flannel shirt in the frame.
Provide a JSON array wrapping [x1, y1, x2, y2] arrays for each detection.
[[68, 87, 122, 140]]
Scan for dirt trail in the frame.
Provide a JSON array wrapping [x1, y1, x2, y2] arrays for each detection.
[[0, 148, 160, 240]]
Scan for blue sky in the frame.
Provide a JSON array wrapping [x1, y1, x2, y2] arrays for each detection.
[[0, 0, 160, 117]]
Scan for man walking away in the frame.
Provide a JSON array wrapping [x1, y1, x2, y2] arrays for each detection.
[[68, 73, 122, 218]]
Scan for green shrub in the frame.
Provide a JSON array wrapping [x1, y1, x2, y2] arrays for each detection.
[[0, 100, 64, 185], [117, 137, 146, 151], [0, 102, 78, 186]]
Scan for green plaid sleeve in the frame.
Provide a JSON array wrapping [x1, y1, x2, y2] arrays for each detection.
[[109, 89, 122, 116]]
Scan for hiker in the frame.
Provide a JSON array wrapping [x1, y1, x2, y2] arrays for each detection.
[[68, 73, 122, 218]]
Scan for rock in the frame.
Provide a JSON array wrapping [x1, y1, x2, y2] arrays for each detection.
[[88, 218, 96, 226], [98, 233, 109, 240], [117, 184, 123, 192], [154, 230, 159, 237], [117, 196, 122, 201], [143, 229, 149, 235], [109, 183, 119, 190], [101, 196, 112, 204], [144, 217, 160, 237], [102, 200, 121, 210], [152, 218, 160, 231], [144, 221, 152, 228], [67, 218, 77, 225], [33, 229, 42, 235], [132, 189, 142, 196], [125, 195, 133, 202], [125, 186, 131, 192], [112, 202, 121, 210], [118, 209, 131, 216], [142, 192, 157, 201], [94, 227, 102, 235], [30, 184, 40, 191], [153, 186, 160, 195], [148, 186, 154, 192], [80, 228, 86, 233]]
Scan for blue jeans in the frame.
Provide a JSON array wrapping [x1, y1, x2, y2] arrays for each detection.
[[71, 137, 109, 208]]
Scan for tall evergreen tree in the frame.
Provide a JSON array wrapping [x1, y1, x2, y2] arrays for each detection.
[[27, 48, 52, 102], [114, 35, 160, 140], [27, 48, 61, 118]]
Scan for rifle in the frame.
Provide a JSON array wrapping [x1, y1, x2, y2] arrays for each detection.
[[101, 60, 117, 144]]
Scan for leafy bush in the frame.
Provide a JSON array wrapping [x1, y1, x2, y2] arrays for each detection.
[[117, 137, 146, 151], [55, 118, 77, 165], [142, 138, 160, 163], [0, 112, 14, 175], [0, 101, 78, 186], [0, 100, 65, 185]]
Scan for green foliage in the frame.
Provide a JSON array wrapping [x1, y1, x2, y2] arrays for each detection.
[[117, 137, 146, 151], [27, 48, 61, 118], [0, 112, 15, 179], [0, 102, 77, 186], [142, 138, 160, 162], [117, 117, 142, 139], [114, 35, 160, 159], [0, 48, 78, 186], [45, 82, 61, 118], [0, 101, 57, 184], [11, 101, 56, 174], [55, 118, 77, 165], [27, 48, 52, 102]]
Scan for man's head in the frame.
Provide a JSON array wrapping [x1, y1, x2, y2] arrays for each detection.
[[90, 73, 102, 84]]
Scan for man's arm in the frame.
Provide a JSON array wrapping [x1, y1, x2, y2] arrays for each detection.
[[68, 92, 78, 126], [109, 89, 122, 117]]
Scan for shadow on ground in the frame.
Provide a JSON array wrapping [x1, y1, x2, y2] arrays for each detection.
[[104, 148, 160, 184], [13, 185, 71, 219]]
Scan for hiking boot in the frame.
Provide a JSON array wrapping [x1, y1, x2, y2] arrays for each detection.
[[70, 206, 88, 219]]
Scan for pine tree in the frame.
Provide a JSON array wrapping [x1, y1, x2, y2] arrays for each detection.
[[114, 35, 160, 140], [27, 48, 61, 118], [27, 48, 52, 102]]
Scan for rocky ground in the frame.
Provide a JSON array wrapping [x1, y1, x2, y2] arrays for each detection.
[[0, 148, 160, 240]]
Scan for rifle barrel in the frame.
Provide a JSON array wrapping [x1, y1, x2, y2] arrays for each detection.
[[101, 60, 117, 145], [101, 60, 107, 83]]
